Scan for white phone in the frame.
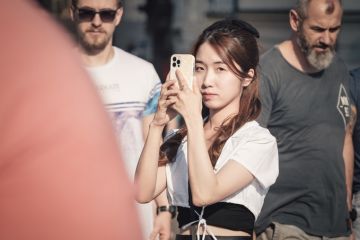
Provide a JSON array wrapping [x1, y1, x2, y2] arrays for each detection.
[[169, 54, 195, 90]]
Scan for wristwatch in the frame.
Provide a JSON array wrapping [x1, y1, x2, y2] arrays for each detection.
[[350, 208, 357, 222], [156, 205, 177, 219]]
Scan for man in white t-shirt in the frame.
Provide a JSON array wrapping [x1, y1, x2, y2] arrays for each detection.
[[70, 0, 167, 238]]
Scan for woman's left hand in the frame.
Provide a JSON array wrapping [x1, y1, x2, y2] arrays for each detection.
[[170, 69, 202, 121]]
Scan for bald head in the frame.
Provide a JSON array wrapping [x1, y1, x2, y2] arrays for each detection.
[[294, 0, 342, 20]]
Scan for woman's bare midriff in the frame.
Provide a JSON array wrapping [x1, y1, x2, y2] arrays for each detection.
[[178, 225, 251, 237]]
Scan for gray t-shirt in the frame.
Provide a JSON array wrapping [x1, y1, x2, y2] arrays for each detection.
[[255, 47, 352, 237]]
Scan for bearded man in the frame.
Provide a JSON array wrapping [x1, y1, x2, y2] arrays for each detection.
[[70, 0, 166, 238], [255, 0, 356, 239]]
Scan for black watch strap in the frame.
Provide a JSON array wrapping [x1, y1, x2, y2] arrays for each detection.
[[350, 208, 357, 222], [156, 205, 177, 219]]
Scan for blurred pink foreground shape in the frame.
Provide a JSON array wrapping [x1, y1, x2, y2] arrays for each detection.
[[0, 1, 142, 239]]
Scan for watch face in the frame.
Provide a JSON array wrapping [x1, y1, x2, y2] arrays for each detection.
[[169, 205, 177, 213]]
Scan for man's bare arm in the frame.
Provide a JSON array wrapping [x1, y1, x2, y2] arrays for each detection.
[[344, 105, 356, 210]]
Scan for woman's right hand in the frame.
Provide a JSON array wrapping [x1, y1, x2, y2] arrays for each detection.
[[152, 77, 179, 127]]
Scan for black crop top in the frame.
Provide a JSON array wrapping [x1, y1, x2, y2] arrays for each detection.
[[177, 202, 255, 235]]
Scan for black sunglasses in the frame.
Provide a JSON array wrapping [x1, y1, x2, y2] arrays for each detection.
[[74, 7, 119, 23]]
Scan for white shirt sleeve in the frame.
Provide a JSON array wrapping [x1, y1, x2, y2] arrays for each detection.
[[228, 129, 279, 189]]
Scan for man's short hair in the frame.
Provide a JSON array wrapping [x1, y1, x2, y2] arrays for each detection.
[[294, 0, 342, 20], [71, 0, 123, 8]]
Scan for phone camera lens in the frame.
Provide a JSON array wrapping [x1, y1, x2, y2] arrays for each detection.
[[172, 57, 177, 61], [177, 60, 181, 64], [172, 63, 177, 67]]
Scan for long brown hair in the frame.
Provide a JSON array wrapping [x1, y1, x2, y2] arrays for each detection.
[[159, 19, 261, 167]]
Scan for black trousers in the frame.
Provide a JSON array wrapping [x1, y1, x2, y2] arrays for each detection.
[[175, 234, 252, 240]]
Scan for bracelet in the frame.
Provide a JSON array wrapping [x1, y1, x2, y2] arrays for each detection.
[[156, 205, 177, 219]]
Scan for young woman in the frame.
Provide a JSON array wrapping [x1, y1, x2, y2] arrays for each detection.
[[135, 19, 279, 240]]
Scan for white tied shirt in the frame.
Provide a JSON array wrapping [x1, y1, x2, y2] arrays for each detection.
[[165, 121, 279, 220]]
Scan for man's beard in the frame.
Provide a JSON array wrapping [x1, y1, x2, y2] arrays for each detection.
[[79, 29, 111, 54], [297, 29, 335, 71]]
